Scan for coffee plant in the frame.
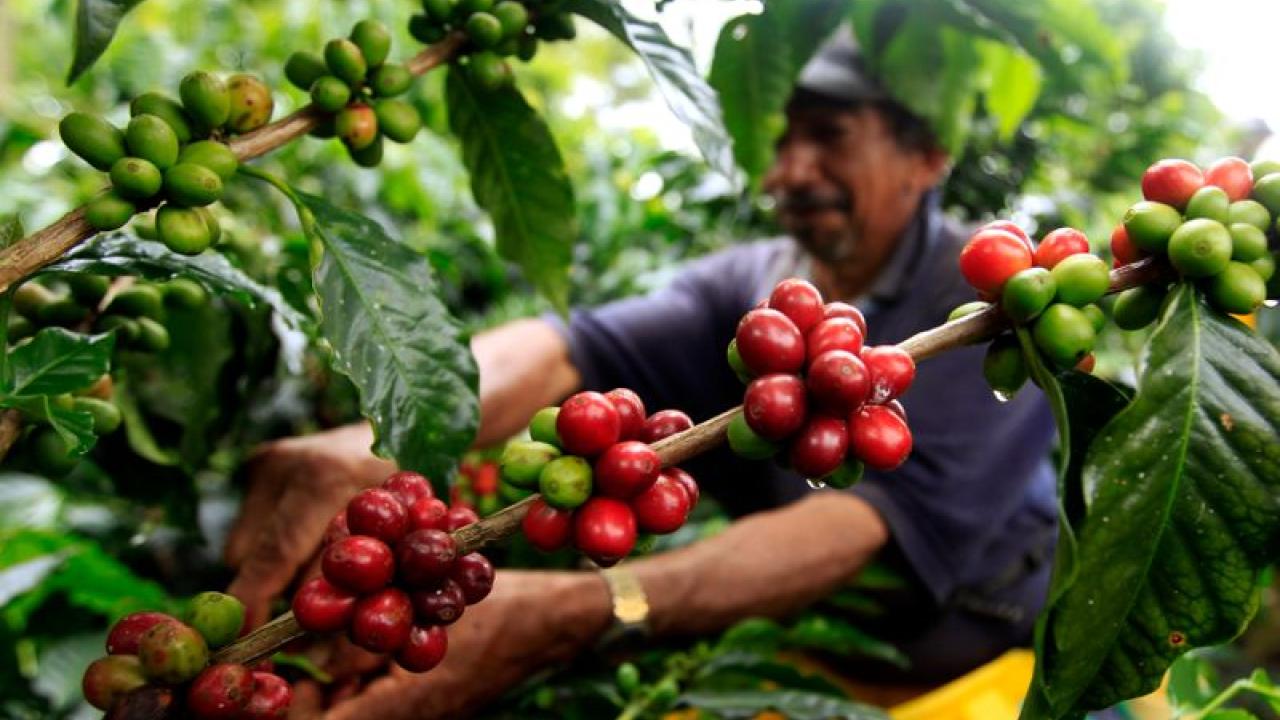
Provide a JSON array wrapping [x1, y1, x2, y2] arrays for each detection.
[[2, 0, 1277, 718]]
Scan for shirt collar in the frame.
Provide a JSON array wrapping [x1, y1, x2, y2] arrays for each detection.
[[862, 188, 938, 306]]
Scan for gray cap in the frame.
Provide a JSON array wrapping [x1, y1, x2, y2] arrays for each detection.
[[794, 25, 889, 104]]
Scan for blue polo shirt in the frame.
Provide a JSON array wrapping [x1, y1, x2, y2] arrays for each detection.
[[550, 196, 1058, 676]]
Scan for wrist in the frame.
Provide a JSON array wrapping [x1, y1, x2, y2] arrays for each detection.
[[552, 572, 614, 652]]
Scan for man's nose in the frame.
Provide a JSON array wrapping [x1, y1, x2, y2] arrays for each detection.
[[764, 138, 823, 195]]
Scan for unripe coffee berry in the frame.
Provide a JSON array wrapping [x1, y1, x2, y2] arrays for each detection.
[[397, 625, 448, 673], [743, 374, 807, 441], [82, 655, 147, 710], [768, 278, 824, 334], [638, 409, 693, 443], [789, 415, 849, 479], [451, 553, 495, 604], [630, 474, 690, 534], [806, 350, 870, 414], [444, 506, 480, 532], [397, 528, 458, 588], [138, 620, 208, 684], [187, 664, 254, 719], [408, 496, 449, 531], [727, 410, 781, 460], [500, 440, 561, 488], [322, 535, 395, 594], [557, 391, 621, 456], [605, 388, 647, 440], [347, 488, 410, 543], [185, 591, 245, 649], [521, 497, 574, 551], [806, 317, 864, 359], [529, 406, 562, 447], [595, 441, 661, 499], [291, 577, 357, 634], [350, 588, 413, 654], [861, 346, 915, 404], [539, 455, 594, 509], [106, 611, 173, 655], [244, 672, 293, 720], [735, 308, 805, 375], [573, 498, 637, 567], [410, 579, 467, 625], [849, 405, 913, 471], [383, 471, 434, 508]]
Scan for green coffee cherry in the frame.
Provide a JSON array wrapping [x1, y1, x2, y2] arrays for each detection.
[[36, 297, 89, 327], [7, 316, 34, 342], [163, 278, 208, 309], [1081, 304, 1106, 333], [370, 63, 413, 97], [1229, 222, 1268, 262], [947, 300, 990, 322], [310, 115, 337, 139], [500, 440, 561, 488], [13, 283, 57, 320], [726, 338, 752, 384], [198, 207, 222, 245], [349, 135, 385, 167], [1252, 173, 1280, 216], [85, 193, 137, 231], [130, 93, 194, 144], [1250, 252, 1276, 283], [138, 621, 208, 684], [616, 663, 640, 696], [1184, 185, 1230, 223], [516, 34, 539, 63], [1001, 267, 1055, 323], [1206, 262, 1265, 315], [1032, 303, 1095, 368], [535, 12, 576, 41], [350, 19, 392, 68], [325, 38, 368, 86], [125, 114, 180, 170], [31, 427, 77, 476], [495, 37, 521, 57], [95, 315, 141, 344], [1112, 284, 1166, 331], [466, 13, 505, 48], [185, 592, 245, 649], [422, 0, 455, 22], [468, 52, 512, 91], [1050, 254, 1110, 307], [459, 0, 494, 12], [1227, 199, 1270, 232], [226, 74, 274, 134], [529, 407, 561, 447], [110, 157, 163, 200], [81, 656, 147, 711], [73, 396, 122, 434], [823, 459, 865, 489], [136, 317, 171, 352], [59, 112, 126, 171], [983, 334, 1027, 399], [163, 163, 223, 207], [179, 71, 231, 131], [1167, 218, 1232, 278], [311, 76, 352, 112], [156, 205, 213, 255], [374, 99, 421, 143], [1251, 159, 1280, 178], [110, 284, 165, 320], [132, 212, 158, 239], [538, 455, 593, 509], [727, 411, 780, 460], [336, 104, 379, 150], [177, 140, 239, 181], [1123, 200, 1182, 253], [408, 15, 448, 45], [493, 1, 530, 37], [286, 51, 329, 91]]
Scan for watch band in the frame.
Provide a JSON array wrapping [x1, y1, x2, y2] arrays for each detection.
[[597, 565, 651, 649]]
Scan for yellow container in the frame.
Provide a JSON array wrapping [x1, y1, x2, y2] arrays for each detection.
[[889, 650, 1035, 720]]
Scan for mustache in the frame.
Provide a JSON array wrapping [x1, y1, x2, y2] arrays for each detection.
[[774, 191, 851, 214]]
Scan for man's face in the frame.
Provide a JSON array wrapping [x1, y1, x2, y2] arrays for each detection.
[[763, 104, 941, 266]]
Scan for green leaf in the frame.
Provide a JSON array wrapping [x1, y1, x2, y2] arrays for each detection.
[[298, 191, 479, 486], [0, 215, 23, 250], [1166, 651, 1222, 712], [112, 374, 179, 466], [981, 42, 1040, 140], [52, 233, 306, 331], [31, 633, 100, 712], [68, 0, 146, 84], [1, 395, 97, 457], [1204, 711, 1259, 720], [2, 327, 113, 396], [565, 0, 736, 181], [446, 69, 575, 311], [1034, 286, 1280, 716], [695, 651, 845, 695], [675, 690, 888, 720], [0, 475, 64, 532], [784, 613, 908, 669]]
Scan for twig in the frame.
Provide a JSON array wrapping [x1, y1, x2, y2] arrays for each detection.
[[0, 409, 22, 460]]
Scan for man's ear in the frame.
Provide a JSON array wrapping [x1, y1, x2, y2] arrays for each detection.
[[916, 145, 952, 190]]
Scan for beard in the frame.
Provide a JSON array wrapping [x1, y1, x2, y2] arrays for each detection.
[[774, 190, 858, 264]]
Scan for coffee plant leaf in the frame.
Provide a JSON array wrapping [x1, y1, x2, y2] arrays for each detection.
[[3, 327, 113, 398], [0, 215, 22, 250], [675, 690, 888, 720], [68, 0, 146, 84]]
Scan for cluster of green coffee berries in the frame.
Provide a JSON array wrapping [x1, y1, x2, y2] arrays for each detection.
[[15, 374, 121, 479], [61, 71, 272, 254], [409, 0, 574, 90], [284, 20, 422, 167]]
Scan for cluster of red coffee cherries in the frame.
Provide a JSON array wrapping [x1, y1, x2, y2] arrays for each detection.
[[726, 278, 915, 485], [506, 389, 700, 566], [82, 595, 291, 718], [291, 470, 494, 673]]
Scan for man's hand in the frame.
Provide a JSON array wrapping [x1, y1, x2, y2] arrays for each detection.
[[289, 570, 611, 720], [225, 424, 395, 627]]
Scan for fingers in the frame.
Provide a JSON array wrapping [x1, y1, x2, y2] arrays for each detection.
[[324, 671, 423, 720], [287, 680, 325, 719], [224, 447, 291, 569]]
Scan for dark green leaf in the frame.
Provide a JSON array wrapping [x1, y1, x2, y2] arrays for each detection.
[[695, 651, 846, 695], [446, 70, 575, 311], [68, 0, 146, 84], [1035, 286, 1280, 716], [2, 327, 113, 396], [299, 191, 479, 486], [565, 0, 736, 181], [716, 617, 784, 653], [2, 395, 97, 457], [112, 375, 179, 466], [51, 233, 306, 331], [676, 690, 889, 720], [784, 613, 908, 669], [0, 215, 23, 250]]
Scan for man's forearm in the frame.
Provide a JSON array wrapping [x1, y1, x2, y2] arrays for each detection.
[[629, 492, 890, 636]]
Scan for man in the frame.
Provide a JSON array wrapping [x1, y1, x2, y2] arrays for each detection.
[[227, 29, 1057, 718]]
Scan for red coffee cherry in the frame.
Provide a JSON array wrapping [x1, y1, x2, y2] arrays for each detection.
[[397, 528, 457, 589], [662, 467, 699, 507], [768, 278, 824, 334], [884, 399, 908, 422], [806, 350, 870, 414], [743, 374, 807, 441], [595, 440, 661, 499], [1034, 228, 1090, 269], [861, 346, 916, 404], [1110, 225, 1139, 267], [788, 416, 849, 479], [322, 510, 351, 547], [243, 672, 292, 720], [382, 471, 434, 508], [557, 391, 621, 456], [451, 553, 495, 604], [573, 497, 637, 567], [444, 506, 480, 532], [631, 473, 691, 534], [959, 227, 1033, 294], [82, 655, 147, 711], [397, 625, 448, 673], [187, 664, 254, 720], [521, 497, 574, 552], [410, 579, 467, 625], [292, 577, 358, 633], [806, 317, 864, 359], [981, 220, 1034, 251], [322, 535, 395, 594], [106, 611, 173, 655], [605, 388, 646, 440], [638, 409, 693, 443], [849, 405, 913, 471], [349, 588, 413, 654], [1204, 156, 1253, 201], [346, 488, 410, 544], [734, 308, 806, 375], [822, 302, 867, 336], [408, 496, 449, 531], [1141, 158, 1204, 209]]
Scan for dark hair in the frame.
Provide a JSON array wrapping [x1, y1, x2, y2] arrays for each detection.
[[787, 87, 938, 154]]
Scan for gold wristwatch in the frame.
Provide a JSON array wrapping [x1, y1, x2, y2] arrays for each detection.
[[597, 565, 651, 649]]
